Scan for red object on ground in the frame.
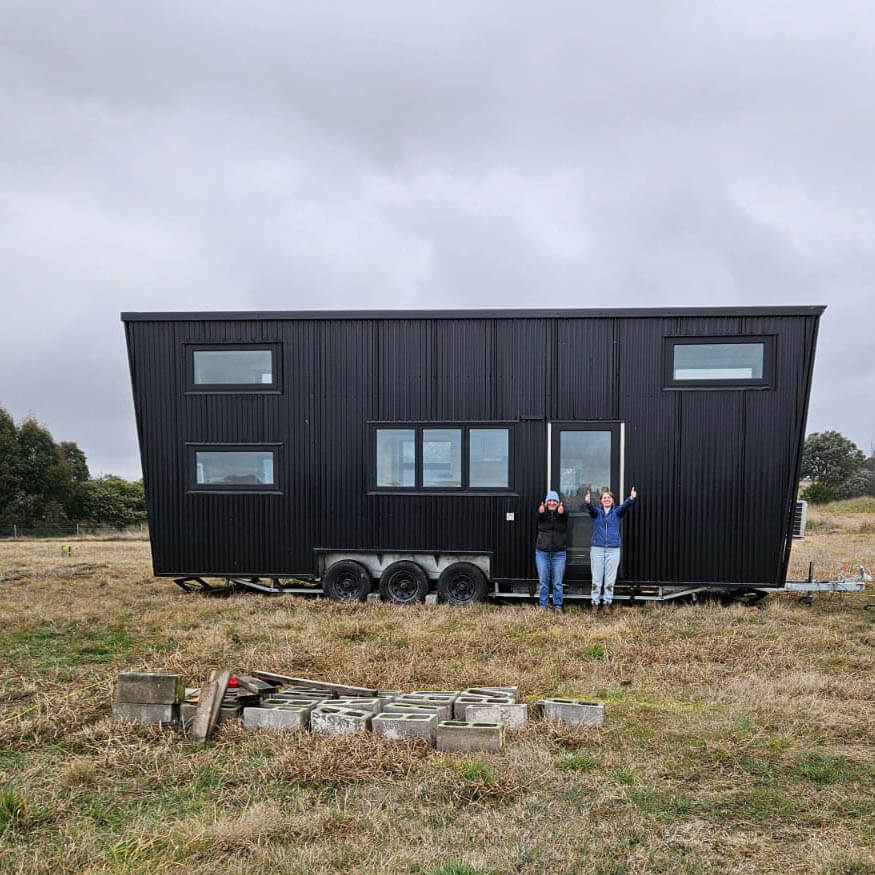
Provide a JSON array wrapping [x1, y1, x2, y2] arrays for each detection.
[[229, 676, 238, 687]]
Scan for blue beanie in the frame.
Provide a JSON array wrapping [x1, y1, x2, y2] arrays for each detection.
[[545, 490, 561, 503]]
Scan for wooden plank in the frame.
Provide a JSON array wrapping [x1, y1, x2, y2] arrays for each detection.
[[189, 670, 230, 742], [252, 670, 377, 698]]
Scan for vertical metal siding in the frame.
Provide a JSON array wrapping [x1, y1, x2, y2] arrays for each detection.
[[125, 310, 820, 585]]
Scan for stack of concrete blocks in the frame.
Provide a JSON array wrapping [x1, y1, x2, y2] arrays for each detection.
[[534, 698, 605, 728], [451, 686, 527, 729], [113, 672, 183, 726]]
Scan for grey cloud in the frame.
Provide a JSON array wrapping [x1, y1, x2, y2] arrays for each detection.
[[1, 0, 874, 477]]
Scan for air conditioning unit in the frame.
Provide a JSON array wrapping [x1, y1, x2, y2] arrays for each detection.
[[792, 500, 808, 538]]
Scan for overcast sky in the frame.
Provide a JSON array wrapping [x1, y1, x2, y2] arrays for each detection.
[[1, 2, 873, 479]]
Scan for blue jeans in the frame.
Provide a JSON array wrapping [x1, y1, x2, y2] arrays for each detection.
[[590, 546, 621, 605], [535, 549, 566, 607]]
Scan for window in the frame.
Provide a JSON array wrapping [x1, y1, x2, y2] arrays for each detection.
[[665, 337, 773, 388], [376, 429, 416, 487], [188, 446, 280, 491], [469, 429, 509, 488], [186, 344, 280, 391], [371, 425, 513, 492], [423, 429, 462, 487]]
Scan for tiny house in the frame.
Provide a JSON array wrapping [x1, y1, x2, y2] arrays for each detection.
[[122, 306, 823, 603]]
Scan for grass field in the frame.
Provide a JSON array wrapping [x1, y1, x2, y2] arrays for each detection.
[[1, 508, 873, 874]]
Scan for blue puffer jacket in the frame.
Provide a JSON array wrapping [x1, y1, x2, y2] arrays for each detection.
[[585, 498, 635, 548]]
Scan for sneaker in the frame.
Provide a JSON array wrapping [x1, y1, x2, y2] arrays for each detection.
[[554, 605, 564, 615], [591, 603, 599, 615]]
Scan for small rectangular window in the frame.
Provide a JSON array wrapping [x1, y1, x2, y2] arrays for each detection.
[[665, 337, 773, 388], [376, 429, 416, 488], [469, 428, 509, 487], [423, 429, 462, 488], [186, 344, 280, 392], [193, 449, 277, 489]]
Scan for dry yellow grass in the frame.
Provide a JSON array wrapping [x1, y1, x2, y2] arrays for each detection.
[[0, 530, 873, 874]]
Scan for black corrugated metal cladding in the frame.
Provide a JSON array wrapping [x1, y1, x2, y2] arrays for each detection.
[[124, 309, 822, 586]]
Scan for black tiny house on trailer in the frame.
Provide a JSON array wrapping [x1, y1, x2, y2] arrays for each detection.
[[122, 307, 823, 603]]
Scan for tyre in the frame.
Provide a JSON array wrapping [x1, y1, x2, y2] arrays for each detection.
[[323, 560, 371, 602], [379, 560, 429, 605], [436, 562, 488, 606]]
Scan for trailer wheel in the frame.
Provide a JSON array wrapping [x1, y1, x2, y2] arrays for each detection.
[[379, 561, 429, 605], [323, 560, 371, 602], [437, 562, 488, 606]]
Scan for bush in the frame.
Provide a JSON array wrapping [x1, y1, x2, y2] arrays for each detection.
[[833, 469, 874, 501], [801, 481, 834, 504]]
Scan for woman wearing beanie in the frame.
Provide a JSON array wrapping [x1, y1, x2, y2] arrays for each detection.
[[535, 490, 567, 613], [584, 486, 637, 614]]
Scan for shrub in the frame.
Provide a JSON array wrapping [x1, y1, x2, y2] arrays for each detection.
[[801, 481, 834, 504]]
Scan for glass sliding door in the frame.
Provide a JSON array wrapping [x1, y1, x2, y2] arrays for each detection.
[[550, 422, 620, 576]]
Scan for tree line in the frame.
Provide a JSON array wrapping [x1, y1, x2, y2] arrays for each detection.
[[0, 406, 146, 529]]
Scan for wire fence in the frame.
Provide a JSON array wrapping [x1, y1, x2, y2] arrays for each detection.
[[0, 523, 149, 540]]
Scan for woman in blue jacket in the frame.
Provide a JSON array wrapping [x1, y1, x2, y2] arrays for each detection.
[[584, 486, 637, 614]]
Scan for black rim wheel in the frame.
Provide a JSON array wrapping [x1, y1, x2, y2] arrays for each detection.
[[437, 562, 487, 606], [324, 560, 370, 602], [379, 561, 428, 604]]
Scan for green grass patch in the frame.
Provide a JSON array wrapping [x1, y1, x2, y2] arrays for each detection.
[[628, 786, 692, 821], [556, 751, 599, 772]]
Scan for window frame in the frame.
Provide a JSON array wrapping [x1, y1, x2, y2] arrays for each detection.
[[185, 343, 282, 394], [663, 335, 775, 390], [368, 423, 516, 494], [186, 443, 283, 493]]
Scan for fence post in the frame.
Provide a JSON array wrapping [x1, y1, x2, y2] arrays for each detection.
[[76, 522, 80, 538], [13, 524, 17, 539]]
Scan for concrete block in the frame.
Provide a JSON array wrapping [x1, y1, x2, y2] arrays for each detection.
[[310, 705, 372, 736], [218, 704, 242, 724], [243, 704, 311, 732], [112, 702, 178, 725], [376, 690, 403, 708], [116, 672, 183, 705], [332, 697, 383, 714], [372, 712, 438, 743], [453, 694, 513, 720], [435, 720, 504, 753], [384, 701, 451, 721], [276, 686, 338, 699], [263, 694, 326, 707], [535, 698, 605, 728], [466, 686, 519, 703], [465, 702, 528, 730], [409, 690, 461, 701]]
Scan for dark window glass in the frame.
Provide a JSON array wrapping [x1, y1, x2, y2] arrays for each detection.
[[376, 429, 415, 487], [673, 343, 764, 381], [193, 349, 273, 385], [469, 429, 509, 487], [195, 451, 275, 486], [423, 429, 462, 487]]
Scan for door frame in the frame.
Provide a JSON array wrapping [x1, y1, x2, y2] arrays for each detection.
[[547, 420, 625, 574], [547, 420, 625, 499]]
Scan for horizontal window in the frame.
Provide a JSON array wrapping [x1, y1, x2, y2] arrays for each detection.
[[665, 336, 773, 388], [371, 425, 513, 492], [188, 446, 281, 492], [186, 344, 280, 392]]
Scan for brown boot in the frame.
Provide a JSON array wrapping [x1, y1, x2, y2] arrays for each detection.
[[603, 604, 613, 615], [591, 603, 599, 615]]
